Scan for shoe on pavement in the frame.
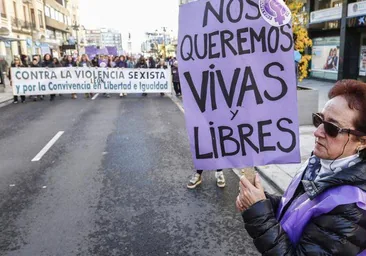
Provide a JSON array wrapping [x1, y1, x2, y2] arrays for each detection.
[[120, 93, 123, 97], [187, 173, 202, 189], [13, 101, 18, 104], [160, 93, 165, 96], [215, 171, 226, 188]]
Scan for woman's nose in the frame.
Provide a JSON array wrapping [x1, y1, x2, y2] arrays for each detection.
[[314, 124, 325, 138]]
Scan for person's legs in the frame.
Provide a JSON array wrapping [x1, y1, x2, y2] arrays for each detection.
[[173, 82, 179, 96], [215, 169, 225, 188], [187, 170, 203, 189], [20, 95, 26, 103], [177, 82, 182, 95], [13, 95, 18, 103]]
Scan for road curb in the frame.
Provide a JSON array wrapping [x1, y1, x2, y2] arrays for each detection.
[[254, 166, 285, 194], [0, 98, 13, 108], [232, 167, 283, 195]]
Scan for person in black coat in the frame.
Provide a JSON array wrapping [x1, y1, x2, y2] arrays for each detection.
[[236, 79, 366, 255], [135, 57, 148, 96], [156, 59, 167, 96], [41, 54, 56, 101], [8, 56, 25, 103], [63, 55, 77, 99], [30, 57, 44, 101]]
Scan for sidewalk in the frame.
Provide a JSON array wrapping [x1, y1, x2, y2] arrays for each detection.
[[255, 78, 335, 193], [0, 77, 13, 106]]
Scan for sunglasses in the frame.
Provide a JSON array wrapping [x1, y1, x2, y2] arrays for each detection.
[[312, 113, 366, 137]]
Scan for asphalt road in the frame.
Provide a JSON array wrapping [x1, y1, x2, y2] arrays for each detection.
[[0, 94, 260, 256]]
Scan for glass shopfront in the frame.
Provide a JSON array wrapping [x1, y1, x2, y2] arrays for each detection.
[[359, 34, 366, 77]]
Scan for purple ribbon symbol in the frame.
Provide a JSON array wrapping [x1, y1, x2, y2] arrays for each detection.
[[264, 0, 288, 25]]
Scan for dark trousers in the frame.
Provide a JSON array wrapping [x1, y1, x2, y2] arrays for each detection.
[[197, 169, 222, 175], [173, 82, 181, 95], [13, 95, 25, 102]]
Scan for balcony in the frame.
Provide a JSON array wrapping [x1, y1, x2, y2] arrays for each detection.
[[11, 17, 36, 33]]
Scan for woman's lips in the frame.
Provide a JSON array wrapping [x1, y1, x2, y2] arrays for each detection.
[[316, 141, 325, 148]]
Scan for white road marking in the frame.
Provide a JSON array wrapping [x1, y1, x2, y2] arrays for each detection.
[[32, 131, 64, 162], [91, 93, 99, 100], [168, 94, 185, 113]]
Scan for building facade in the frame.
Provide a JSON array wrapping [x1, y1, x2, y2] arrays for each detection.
[[0, 0, 82, 62], [85, 28, 123, 55], [141, 28, 177, 58], [0, 0, 48, 63], [307, 0, 366, 82]]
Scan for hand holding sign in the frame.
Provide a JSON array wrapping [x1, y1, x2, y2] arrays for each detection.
[[236, 173, 266, 212]]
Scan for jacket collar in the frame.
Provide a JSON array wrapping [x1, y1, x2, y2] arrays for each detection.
[[302, 160, 366, 200]]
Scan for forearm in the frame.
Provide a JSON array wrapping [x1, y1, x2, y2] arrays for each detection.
[[242, 199, 294, 255]]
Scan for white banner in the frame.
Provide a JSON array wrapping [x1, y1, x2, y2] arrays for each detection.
[[11, 67, 172, 95]]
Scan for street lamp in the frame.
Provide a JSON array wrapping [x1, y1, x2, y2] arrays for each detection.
[[67, 22, 85, 55]]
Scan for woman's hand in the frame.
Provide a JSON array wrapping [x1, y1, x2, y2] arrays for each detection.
[[236, 173, 266, 212]]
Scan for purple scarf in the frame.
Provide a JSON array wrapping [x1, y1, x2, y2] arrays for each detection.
[[277, 169, 366, 255]]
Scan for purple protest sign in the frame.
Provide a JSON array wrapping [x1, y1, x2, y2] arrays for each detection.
[[106, 46, 118, 56], [97, 47, 109, 56], [85, 46, 98, 59], [178, 0, 300, 170]]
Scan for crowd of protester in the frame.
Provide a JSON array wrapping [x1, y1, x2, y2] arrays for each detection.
[[7, 53, 181, 103]]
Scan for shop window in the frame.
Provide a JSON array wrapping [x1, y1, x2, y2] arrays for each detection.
[[311, 37, 341, 80]]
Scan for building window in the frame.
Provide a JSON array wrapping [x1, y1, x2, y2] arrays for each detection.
[[23, 5, 27, 22], [45, 6, 50, 17], [50, 8, 55, 19], [0, 0, 6, 18], [38, 10, 44, 28], [13, 1, 17, 19], [31, 8, 35, 25]]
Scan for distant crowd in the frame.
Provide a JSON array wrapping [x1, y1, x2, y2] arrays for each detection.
[[6, 53, 181, 103]]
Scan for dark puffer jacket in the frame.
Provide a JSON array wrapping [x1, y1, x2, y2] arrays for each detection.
[[242, 161, 366, 255]]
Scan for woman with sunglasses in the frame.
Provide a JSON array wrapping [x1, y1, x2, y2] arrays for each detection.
[[236, 79, 366, 255], [8, 57, 26, 103]]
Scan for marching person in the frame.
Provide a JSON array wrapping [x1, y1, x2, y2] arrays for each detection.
[[41, 53, 56, 101], [126, 56, 135, 68], [30, 57, 44, 101], [53, 57, 62, 67], [63, 55, 77, 99], [156, 59, 167, 96], [115, 55, 128, 97], [187, 169, 225, 189], [171, 60, 182, 97], [78, 54, 94, 98], [237, 79, 366, 255], [98, 55, 110, 98], [8, 56, 26, 103], [135, 57, 148, 96]]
